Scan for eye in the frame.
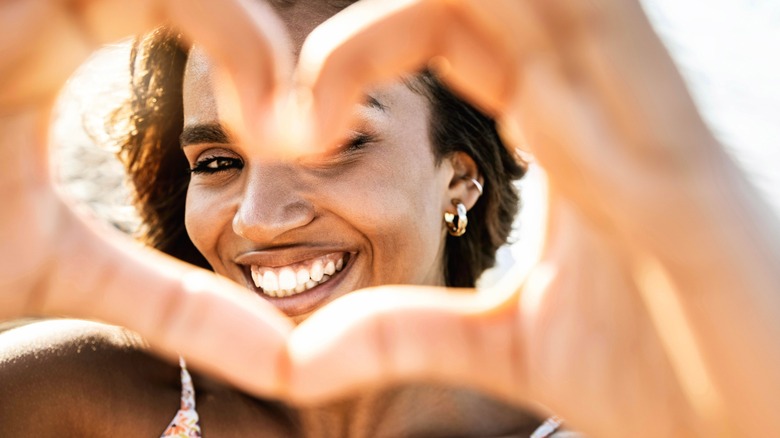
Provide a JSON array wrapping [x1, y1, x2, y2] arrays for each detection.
[[327, 0, 359, 7], [296, 129, 377, 170], [317, 131, 375, 164], [342, 132, 373, 152], [190, 155, 244, 175]]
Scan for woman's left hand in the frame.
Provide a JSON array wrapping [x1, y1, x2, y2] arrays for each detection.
[[0, 0, 298, 396], [274, 1, 780, 436]]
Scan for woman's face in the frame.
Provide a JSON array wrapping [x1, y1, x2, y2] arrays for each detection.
[[180, 2, 464, 321]]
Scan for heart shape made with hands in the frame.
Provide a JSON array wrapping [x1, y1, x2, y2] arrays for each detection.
[[1, 0, 753, 436]]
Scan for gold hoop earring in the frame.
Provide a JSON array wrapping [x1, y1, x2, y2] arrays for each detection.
[[444, 201, 468, 237]]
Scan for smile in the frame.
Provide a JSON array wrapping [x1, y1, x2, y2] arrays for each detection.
[[249, 252, 348, 298]]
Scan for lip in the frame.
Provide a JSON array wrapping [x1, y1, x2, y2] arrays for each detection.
[[234, 249, 356, 317]]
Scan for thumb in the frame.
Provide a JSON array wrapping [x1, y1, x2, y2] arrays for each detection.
[[285, 285, 529, 406]]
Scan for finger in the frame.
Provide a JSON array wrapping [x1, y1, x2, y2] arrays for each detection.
[[94, 0, 294, 154], [296, 0, 549, 150], [70, 0, 290, 101], [163, 0, 297, 155], [28, 203, 295, 398], [285, 285, 529, 406], [4, 0, 292, 146], [0, 1, 94, 109]]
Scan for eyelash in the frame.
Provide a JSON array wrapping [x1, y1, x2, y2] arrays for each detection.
[[341, 132, 374, 153], [189, 156, 244, 175]]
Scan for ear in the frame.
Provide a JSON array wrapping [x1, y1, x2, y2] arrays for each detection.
[[442, 152, 483, 214]]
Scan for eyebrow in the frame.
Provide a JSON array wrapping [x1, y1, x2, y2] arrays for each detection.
[[365, 95, 388, 112], [180, 123, 231, 147], [268, 0, 359, 9]]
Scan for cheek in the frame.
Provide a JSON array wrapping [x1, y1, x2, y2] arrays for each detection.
[[324, 156, 449, 285], [184, 185, 233, 262]]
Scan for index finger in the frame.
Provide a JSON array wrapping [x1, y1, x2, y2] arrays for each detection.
[[296, 0, 548, 150]]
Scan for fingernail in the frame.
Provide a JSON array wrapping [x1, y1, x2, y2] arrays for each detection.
[[428, 56, 452, 80]]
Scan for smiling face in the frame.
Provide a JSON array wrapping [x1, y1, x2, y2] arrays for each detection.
[[182, 50, 463, 320]]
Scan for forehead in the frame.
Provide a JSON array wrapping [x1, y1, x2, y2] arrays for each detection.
[[267, 0, 359, 53]]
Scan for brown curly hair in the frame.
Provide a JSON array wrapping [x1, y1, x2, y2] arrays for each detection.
[[114, 28, 526, 288]]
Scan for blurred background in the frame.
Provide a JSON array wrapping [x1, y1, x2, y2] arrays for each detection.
[[51, 0, 780, 285]]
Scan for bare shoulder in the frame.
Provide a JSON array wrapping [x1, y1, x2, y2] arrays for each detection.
[[0, 319, 181, 437]]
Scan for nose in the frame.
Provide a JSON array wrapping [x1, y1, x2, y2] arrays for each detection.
[[232, 163, 315, 242]]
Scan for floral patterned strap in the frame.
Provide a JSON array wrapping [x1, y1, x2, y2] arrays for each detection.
[[161, 358, 202, 438], [158, 357, 560, 438], [530, 416, 563, 438]]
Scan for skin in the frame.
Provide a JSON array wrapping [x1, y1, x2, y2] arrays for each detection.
[[0, 92, 538, 437], [0, 320, 299, 437], [1, 0, 779, 436], [179, 0, 481, 322], [183, 54, 460, 321], [0, 2, 541, 437]]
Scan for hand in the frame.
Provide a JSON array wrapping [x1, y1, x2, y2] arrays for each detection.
[[0, 0, 300, 396], [284, 1, 780, 436], [285, 192, 704, 437], [3, 1, 779, 436]]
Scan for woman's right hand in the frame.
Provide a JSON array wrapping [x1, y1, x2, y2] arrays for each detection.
[[0, 0, 299, 396]]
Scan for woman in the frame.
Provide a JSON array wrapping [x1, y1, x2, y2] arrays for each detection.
[[122, 32, 523, 305], [3, 1, 553, 436], [3, 1, 573, 435], [1, 0, 779, 436]]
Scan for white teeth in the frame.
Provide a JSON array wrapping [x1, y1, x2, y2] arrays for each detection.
[[251, 267, 262, 288], [324, 260, 335, 276], [296, 268, 310, 285], [310, 260, 324, 282], [262, 271, 278, 294], [279, 268, 297, 291], [249, 253, 349, 298]]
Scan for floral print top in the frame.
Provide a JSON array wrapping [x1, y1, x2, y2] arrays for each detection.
[[160, 358, 202, 438]]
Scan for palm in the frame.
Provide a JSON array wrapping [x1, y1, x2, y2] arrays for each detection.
[[0, 114, 64, 317], [516, 193, 696, 436], [0, 0, 93, 308]]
